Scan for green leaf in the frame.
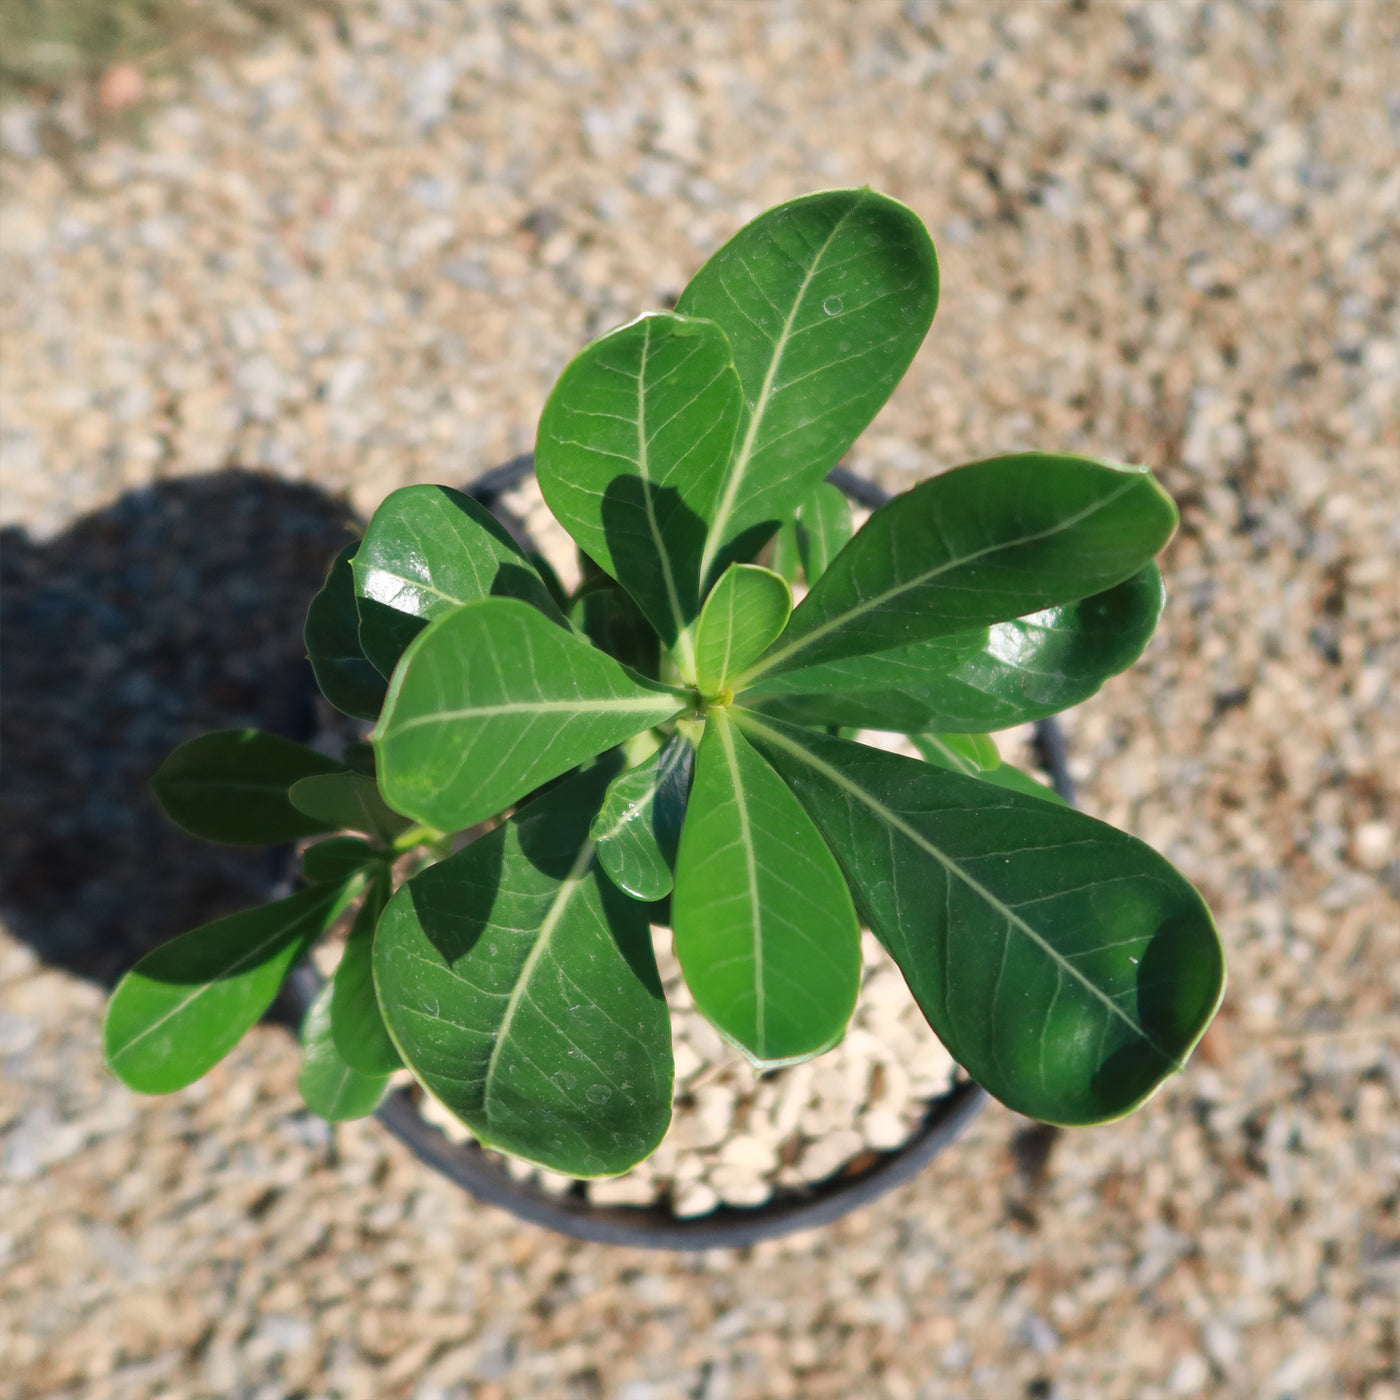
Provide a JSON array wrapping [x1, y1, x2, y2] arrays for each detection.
[[301, 835, 382, 884], [289, 771, 412, 843], [589, 734, 694, 901], [749, 565, 1167, 733], [795, 481, 853, 584], [353, 484, 566, 679], [911, 733, 1067, 808], [675, 188, 938, 586], [299, 981, 392, 1122], [739, 713, 1224, 1124], [740, 455, 1178, 686], [693, 564, 792, 696], [330, 875, 401, 1075], [747, 630, 989, 731], [672, 710, 860, 1068], [104, 883, 348, 1094], [373, 598, 686, 832], [770, 516, 802, 585], [374, 766, 673, 1176], [304, 542, 388, 721], [536, 312, 743, 661], [569, 574, 661, 680], [150, 730, 345, 846]]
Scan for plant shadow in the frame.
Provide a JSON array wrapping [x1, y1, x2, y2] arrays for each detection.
[[0, 469, 360, 988]]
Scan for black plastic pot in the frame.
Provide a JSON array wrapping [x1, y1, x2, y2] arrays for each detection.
[[284, 459, 1077, 1250]]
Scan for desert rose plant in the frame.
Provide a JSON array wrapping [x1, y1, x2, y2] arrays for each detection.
[[105, 189, 1226, 1178]]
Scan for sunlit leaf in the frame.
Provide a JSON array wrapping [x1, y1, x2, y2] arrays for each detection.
[[741, 455, 1177, 685], [739, 713, 1224, 1123], [353, 484, 566, 679], [373, 598, 686, 832], [105, 883, 350, 1094], [676, 188, 938, 586], [693, 564, 792, 696], [374, 766, 673, 1176], [672, 710, 860, 1067], [537, 312, 743, 658]]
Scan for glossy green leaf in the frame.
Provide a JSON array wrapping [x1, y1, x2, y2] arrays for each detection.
[[739, 713, 1224, 1124], [373, 598, 686, 832], [589, 734, 694, 901], [693, 565, 792, 696], [289, 771, 411, 843], [104, 883, 347, 1094], [676, 188, 938, 587], [301, 835, 382, 884], [353, 484, 566, 679], [672, 710, 860, 1068], [330, 875, 401, 1075], [795, 481, 854, 584], [150, 730, 344, 846], [374, 766, 673, 1175], [299, 981, 391, 1121], [749, 565, 1167, 733], [740, 455, 1178, 686], [305, 542, 389, 721], [537, 312, 743, 658], [911, 733, 1066, 807]]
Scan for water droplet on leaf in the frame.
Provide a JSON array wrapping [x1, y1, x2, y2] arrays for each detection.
[[822, 295, 844, 316], [586, 1084, 613, 1104]]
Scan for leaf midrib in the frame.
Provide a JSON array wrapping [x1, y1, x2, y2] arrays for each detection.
[[481, 838, 597, 1110], [385, 694, 685, 735], [735, 712, 1182, 1068], [713, 712, 766, 1058], [697, 197, 865, 585], [739, 474, 1145, 686], [108, 892, 333, 1066]]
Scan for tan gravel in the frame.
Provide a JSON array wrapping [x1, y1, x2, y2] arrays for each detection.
[[2, 2, 1398, 1398]]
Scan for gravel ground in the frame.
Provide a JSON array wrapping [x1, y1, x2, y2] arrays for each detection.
[[2, 3, 1398, 1398]]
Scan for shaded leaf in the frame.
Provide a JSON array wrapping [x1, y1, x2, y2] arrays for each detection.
[[353, 484, 566, 679], [302, 835, 382, 884], [750, 565, 1167, 733], [150, 730, 344, 846], [741, 455, 1177, 685], [304, 542, 388, 720], [374, 766, 673, 1176], [570, 574, 661, 680], [693, 564, 792, 696], [330, 874, 401, 1075], [676, 188, 938, 586], [672, 710, 860, 1067], [105, 883, 349, 1094], [537, 312, 743, 658], [374, 598, 686, 832], [289, 771, 412, 843], [795, 481, 853, 584], [769, 516, 802, 585], [739, 713, 1224, 1124], [589, 734, 694, 901], [300, 981, 392, 1121]]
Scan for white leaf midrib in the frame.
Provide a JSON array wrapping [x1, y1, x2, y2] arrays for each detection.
[[736, 713, 1181, 1067]]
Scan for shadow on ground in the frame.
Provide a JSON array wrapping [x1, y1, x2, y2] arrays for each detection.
[[0, 469, 361, 986]]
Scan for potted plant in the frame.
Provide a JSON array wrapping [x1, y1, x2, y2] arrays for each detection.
[[104, 189, 1226, 1241]]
